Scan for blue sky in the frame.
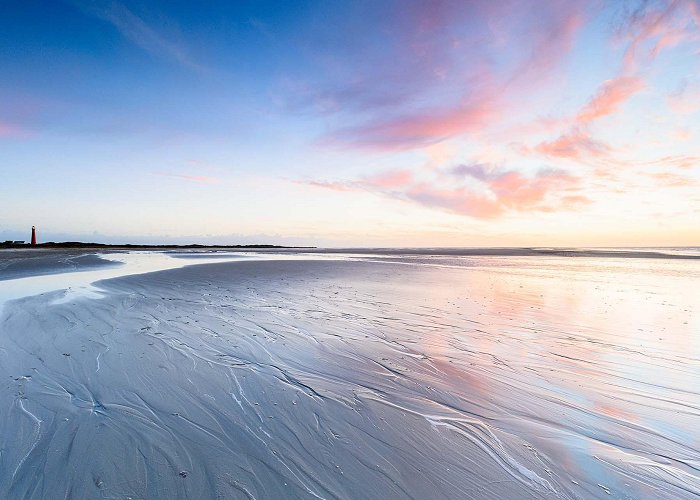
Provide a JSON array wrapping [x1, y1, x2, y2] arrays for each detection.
[[1, 0, 699, 246]]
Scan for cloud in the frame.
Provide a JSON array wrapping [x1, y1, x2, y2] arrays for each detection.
[[505, 2, 586, 88], [363, 169, 414, 189], [527, 74, 643, 162], [301, 164, 586, 218], [668, 81, 700, 115], [488, 169, 580, 209], [284, 0, 588, 151], [445, 164, 585, 209], [561, 194, 592, 205], [70, 0, 200, 70], [639, 155, 699, 170], [301, 179, 361, 192], [522, 0, 699, 164], [322, 0, 584, 152], [618, 0, 698, 72], [449, 163, 503, 182], [404, 184, 504, 218], [532, 128, 610, 160], [644, 172, 697, 188], [576, 76, 645, 124], [673, 128, 692, 141], [413, 167, 587, 217], [330, 90, 498, 150], [297, 168, 413, 192]]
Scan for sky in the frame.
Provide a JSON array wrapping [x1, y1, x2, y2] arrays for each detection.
[[1, 0, 699, 247]]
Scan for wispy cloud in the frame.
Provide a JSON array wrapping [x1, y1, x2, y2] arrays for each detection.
[[532, 128, 611, 160], [644, 171, 697, 188], [283, 0, 693, 174], [301, 179, 361, 192], [449, 163, 503, 182], [283, 0, 588, 151], [576, 76, 645, 124], [618, 0, 698, 72], [363, 169, 414, 189], [404, 184, 504, 218], [638, 155, 700, 170], [526, 74, 644, 162], [70, 0, 201, 70], [503, 1, 695, 165], [668, 80, 700, 114], [505, 2, 585, 88], [300, 164, 586, 219], [298, 168, 413, 192], [327, 87, 499, 150]]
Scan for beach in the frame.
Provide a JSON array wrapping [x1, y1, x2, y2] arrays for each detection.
[[0, 250, 698, 498]]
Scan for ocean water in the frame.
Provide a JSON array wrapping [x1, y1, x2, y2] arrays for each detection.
[[0, 250, 698, 498]]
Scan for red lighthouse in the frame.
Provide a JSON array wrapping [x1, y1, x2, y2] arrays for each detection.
[[31, 226, 37, 246]]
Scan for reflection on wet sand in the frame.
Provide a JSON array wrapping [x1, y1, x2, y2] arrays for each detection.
[[0, 253, 698, 498]]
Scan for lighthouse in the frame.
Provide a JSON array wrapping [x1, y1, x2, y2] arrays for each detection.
[[31, 226, 37, 246]]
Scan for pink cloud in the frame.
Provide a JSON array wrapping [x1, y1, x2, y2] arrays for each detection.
[[561, 194, 592, 206], [489, 170, 580, 209], [405, 184, 504, 218], [668, 82, 700, 115], [506, 3, 586, 88], [335, 95, 498, 150], [645, 172, 697, 188], [523, 0, 698, 164], [576, 76, 645, 124], [301, 164, 585, 218], [533, 129, 610, 160], [619, 0, 696, 72], [310, 1, 587, 151], [640, 155, 699, 170], [526, 74, 644, 162], [362, 169, 414, 189], [408, 168, 587, 217], [673, 128, 692, 141]]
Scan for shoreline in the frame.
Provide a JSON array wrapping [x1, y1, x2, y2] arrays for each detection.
[[2, 245, 699, 260]]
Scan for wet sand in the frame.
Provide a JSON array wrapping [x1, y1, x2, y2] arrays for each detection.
[[0, 253, 698, 498], [0, 249, 120, 281]]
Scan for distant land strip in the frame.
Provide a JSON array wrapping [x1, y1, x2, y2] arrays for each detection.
[[1, 242, 698, 260], [0, 242, 314, 250]]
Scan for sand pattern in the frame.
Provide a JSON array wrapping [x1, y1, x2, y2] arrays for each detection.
[[0, 256, 698, 498]]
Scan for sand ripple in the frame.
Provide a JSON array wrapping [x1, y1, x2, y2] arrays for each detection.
[[0, 257, 698, 498]]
